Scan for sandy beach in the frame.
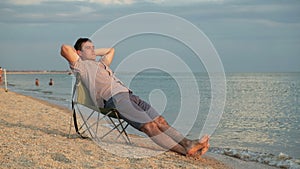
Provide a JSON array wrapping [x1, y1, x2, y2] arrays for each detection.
[[0, 89, 278, 169]]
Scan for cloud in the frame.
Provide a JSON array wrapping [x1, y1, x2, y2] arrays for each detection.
[[89, 0, 134, 5], [5, 0, 43, 5], [5, 0, 136, 6], [1, 0, 299, 72], [1, 0, 299, 26], [4, 0, 223, 6], [151, 0, 224, 4]]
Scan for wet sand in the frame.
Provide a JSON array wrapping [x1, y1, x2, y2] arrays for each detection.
[[0, 89, 278, 169]]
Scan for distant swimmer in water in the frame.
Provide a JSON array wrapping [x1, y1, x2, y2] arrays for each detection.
[[49, 78, 54, 86], [35, 78, 39, 86]]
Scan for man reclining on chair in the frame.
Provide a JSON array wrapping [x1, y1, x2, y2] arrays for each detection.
[[60, 38, 210, 156]]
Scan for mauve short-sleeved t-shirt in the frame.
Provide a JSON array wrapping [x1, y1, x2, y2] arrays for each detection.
[[70, 58, 129, 108]]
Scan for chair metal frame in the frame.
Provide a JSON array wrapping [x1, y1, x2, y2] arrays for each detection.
[[69, 74, 131, 144]]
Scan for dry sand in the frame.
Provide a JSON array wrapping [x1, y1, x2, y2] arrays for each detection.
[[0, 89, 277, 169]]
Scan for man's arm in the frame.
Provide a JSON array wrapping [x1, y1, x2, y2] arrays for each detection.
[[60, 44, 79, 64], [95, 48, 115, 66]]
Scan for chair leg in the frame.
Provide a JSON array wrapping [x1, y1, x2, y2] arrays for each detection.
[[98, 111, 131, 144], [114, 113, 131, 144], [122, 123, 131, 144], [68, 115, 73, 138], [72, 107, 131, 144], [100, 117, 123, 139]]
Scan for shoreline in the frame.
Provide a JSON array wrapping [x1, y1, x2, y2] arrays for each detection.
[[6, 71, 70, 75], [0, 89, 293, 168]]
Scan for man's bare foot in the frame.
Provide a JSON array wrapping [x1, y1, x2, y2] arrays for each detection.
[[199, 143, 210, 155], [186, 135, 210, 156]]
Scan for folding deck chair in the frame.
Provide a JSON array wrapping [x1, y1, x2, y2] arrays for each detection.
[[69, 74, 131, 144]]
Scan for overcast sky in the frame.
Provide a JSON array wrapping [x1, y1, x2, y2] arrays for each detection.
[[0, 0, 299, 72]]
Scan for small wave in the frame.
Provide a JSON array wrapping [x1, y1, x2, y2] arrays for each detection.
[[44, 96, 68, 102], [25, 88, 42, 92], [42, 91, 53, 94], [8, 83, 16, 87], [209, 147, 300, 169]]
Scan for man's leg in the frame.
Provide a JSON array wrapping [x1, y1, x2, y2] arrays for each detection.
[[153, 116, 188, 144], [153, 116, 210, 156], [140, 117, 209, 156], [126, 94, 210, 156], [112, 93, 209, 156], [140, 121, 187, 155]]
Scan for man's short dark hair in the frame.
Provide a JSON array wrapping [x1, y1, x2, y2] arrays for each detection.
[[74, 38, 92, 51]]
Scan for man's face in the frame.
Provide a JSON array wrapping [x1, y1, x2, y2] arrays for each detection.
[[77, 41, 96, 60]]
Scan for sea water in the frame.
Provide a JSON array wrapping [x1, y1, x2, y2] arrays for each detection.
[[3, 72, 300, 160]]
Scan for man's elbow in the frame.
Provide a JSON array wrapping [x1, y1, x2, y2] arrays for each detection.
[[60, 44, 67, 56], [109, 48, 115, 55], [60, 44, 72, 57]]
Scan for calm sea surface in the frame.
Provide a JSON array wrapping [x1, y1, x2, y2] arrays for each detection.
[[3, 72, 300, 159]]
